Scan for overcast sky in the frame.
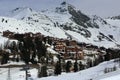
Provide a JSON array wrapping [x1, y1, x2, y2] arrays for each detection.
[[0, 0, 120, 17]]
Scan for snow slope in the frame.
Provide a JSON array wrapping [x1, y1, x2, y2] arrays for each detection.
[[94, 69, 120, 80], [0, 1, 120, 48], [0, 11, 67, 38], [0, 60, 120, 80]]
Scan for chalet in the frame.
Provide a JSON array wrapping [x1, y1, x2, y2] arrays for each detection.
[[77, 51, 84, 60], [66, 46, 84, 60], [54, 40, 84, 60], [3, 30, 14, 39], [54, 40, 66, 54], [24, 32, 34, 37], [33, 32, 43, 39], [83, 49, 99, 58], [14, 33, 24, 41], [69, 40, 77, 46]]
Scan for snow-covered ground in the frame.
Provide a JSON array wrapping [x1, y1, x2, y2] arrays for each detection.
[[0, 59, 120, 80]]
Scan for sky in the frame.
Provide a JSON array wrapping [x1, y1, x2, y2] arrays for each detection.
[[0, 0, 120, 17]]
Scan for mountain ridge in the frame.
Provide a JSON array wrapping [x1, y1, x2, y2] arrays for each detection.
[[0, 2, 120, 48]]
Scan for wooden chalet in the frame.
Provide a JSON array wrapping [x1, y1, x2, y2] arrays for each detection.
[[54, 40, 66, 54], [54, 40, 84, 60], [3, 30, 14, 39], [65, 45, 84, 60]]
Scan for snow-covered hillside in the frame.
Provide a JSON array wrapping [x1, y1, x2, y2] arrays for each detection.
[[0, 59, 120, 80], [0, 9, 67, 38], [0, 1, 120, 48]]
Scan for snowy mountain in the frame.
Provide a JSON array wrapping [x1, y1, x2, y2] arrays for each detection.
[[0, 1, 120, 80], [0, 1, 120, 48]]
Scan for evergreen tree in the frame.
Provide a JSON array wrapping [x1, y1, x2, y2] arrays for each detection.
[[74, 61, 78, 72], [22, 49, 30, 64], [65, 61, 72, 72], [1, 51, 9, 64], [79, 61, 84, 70], [54, 61, 61, 75]]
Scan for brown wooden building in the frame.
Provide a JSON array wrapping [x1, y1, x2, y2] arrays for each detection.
[[54, 40, 84, 60]]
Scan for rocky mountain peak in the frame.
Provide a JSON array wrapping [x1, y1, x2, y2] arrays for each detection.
[[11, 7, 32, 14], [55, 1, 68, 14], [0, 1, 120, 48], [110, 15, 120, 20]]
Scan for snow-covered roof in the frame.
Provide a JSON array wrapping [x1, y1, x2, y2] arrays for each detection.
[[83, 49, 99, 54], [47, 47, 59, 55]]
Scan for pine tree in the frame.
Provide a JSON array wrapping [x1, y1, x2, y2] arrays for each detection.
[[54, 61, 61, 75], [65, 61, 72, 72], [74, 61, 78, 72]]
